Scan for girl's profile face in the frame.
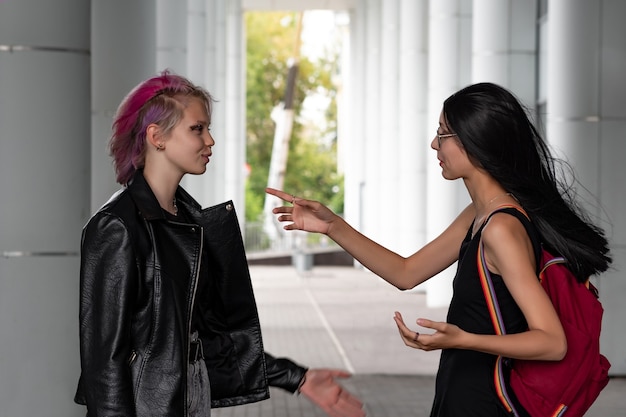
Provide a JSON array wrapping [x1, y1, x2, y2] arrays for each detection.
[[432, 111, 473, 180], [160, 98, 215, 177]]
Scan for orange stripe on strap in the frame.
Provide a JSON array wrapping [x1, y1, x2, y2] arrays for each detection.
[[551, 404, 568, 417]]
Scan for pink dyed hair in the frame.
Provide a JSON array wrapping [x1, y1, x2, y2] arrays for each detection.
[[109, 70, 214, 184]]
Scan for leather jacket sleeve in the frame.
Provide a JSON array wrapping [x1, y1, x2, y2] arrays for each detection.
[[264, 352, 308, 393], [78, 212, 137, 416]]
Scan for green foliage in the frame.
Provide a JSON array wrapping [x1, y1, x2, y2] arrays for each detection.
[[245, 11, 343, 221], [285, 133, 344, 214], [244, 179, 265, 222]]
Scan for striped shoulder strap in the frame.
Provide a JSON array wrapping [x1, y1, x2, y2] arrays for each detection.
[[477, 237, 521, 416], [476, 204, 528, 416], [478, 205, 570, 417]]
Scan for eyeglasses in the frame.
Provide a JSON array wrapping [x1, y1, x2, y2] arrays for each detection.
[[436, 130, 458, 148]]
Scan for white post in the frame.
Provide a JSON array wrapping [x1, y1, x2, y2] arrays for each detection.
[[0, 1, 90, 415], [547, 0, 626, 374], [425, 0, 472, 307]]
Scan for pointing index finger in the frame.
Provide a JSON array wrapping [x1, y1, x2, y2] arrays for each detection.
[[265, 187, 291, 201]]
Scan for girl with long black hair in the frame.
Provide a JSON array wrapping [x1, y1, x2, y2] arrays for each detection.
[[266, 82, 611, 416]]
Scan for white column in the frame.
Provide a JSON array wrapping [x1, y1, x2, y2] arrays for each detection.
[[341, 5, 368, 269], [472, 0, 536, 105], [342, 7, 364, 236], [196, 0, 228, 208], [361, 0, 383, 244], [183, 0, 245, 213], [157, 0, 188, 75], [222, 0, 247, 213], [397, 0, 429, 256], [425, 0, 472, 306], [187, 0, 207, 83], [180, 0, 211, 204], [377, 0, 400, 251], [547, 0, 626, 375], [0, 1, 89, 415], [347, 0, 429, 262], [547, 1, 600, 185], [159, 0, 245, 214], [91, 0, 158, 209]]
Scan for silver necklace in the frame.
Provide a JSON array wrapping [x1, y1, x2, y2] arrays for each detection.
[[486, 192, 512, 206], [172, 198, 178, 216], [473, 193, 513, 234]]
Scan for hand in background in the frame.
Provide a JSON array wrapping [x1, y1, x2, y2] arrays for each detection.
[[265, 187, 338, 235], [299, 369, 366, 417]]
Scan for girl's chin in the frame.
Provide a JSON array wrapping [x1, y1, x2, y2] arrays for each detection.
[[186, 166, 207, 176]]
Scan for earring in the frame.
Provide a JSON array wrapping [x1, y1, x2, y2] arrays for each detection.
[[156, 143, 164, 151]]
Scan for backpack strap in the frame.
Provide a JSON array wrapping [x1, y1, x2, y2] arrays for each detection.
[[477, 235, 521, 416], [540, 256, 567, 280], [477, 204, 534, 416], [477, 204, 530, 335]]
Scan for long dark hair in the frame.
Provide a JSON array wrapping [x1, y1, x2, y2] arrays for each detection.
[[443, 82, 611, 282]]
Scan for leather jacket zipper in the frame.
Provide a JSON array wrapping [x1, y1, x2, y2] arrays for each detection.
[[187, 226, 203, 361], [128, 350, 137, 365]]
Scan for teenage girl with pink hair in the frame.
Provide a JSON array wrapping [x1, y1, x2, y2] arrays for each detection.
[[74, 71, 365, 417]]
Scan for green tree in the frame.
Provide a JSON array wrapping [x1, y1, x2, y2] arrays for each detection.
[[245, 12, 343, 223]]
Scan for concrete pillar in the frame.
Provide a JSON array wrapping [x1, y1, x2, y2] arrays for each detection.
[[182, 0, 246, 213], [187, 0, 206, 83], [547, 0, 626, 375], [343, 4, 368, 260], [397, 0, 429, 256], [346, 0, 429, 263], [361, 0, 383, 244], [425, 0, 472, 306], [182, 0, 222, 206], [91, 0, 157, 209], [0, 1, 90, 415], [222, 0, 247, 213], [377, 0, 401, 250], [472, 0, 537, 105], [157, 0, 188, 75], [177, 0, 209, 204]]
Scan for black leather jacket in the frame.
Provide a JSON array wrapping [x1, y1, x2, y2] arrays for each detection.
[[75, 171, 306, 416]]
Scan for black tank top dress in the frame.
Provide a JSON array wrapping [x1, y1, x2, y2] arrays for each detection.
[[429, 208, 539, 417]]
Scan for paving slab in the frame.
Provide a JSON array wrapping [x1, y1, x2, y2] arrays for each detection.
[[212, 265, 625, 417]]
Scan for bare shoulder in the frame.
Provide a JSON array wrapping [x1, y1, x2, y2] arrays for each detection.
[[481, 210, 536, 275], [484, 209, 526, 235], [482, 211, 531, 251]]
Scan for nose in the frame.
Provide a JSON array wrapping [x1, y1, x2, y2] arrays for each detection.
[[431, 136, 439, 150], [205, 131, 215, 147]]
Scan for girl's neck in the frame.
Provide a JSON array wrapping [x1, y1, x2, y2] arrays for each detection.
[[465, 177, 518, 233], [142, 165, 182, 215]]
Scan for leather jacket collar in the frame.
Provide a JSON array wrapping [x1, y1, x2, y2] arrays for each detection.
[[126, 169, 201, 221]]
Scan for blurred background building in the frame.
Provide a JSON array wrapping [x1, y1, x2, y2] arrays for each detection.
[[1, 0, 624, 415]]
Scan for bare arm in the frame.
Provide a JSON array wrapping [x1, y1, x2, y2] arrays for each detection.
[[394, 213, 567, 361], [476, 213, 566, 360], [266, 187, 475, 290]]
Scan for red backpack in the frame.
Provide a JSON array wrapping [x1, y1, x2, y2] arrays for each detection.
[[477, 207, 611, 416]]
